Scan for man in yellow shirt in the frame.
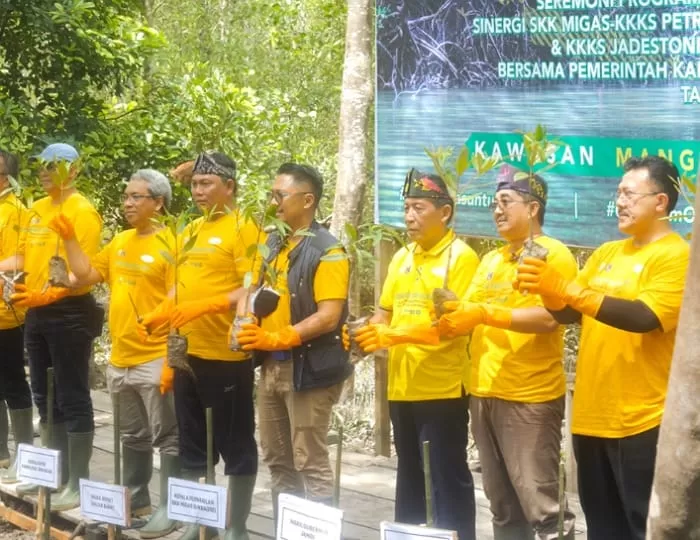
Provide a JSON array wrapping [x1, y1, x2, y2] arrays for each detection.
[[438, 167, 576, 540], [236, 163, 353, 520], [0, 143, 103, 510], [517, 156, 690, 540], [140, 151, 259, 540], [50, 169, 179, 538], [0, 150, 33, 482], [354, 169, 480, 540]]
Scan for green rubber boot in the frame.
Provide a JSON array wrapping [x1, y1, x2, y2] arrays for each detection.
[[0, 402, 10, 468], [175, 469, 217, 540], [1, 407, 35, 483], [51, 431, 94, 511], [16, 422, 68, 497], [222, 475, 256, 540], [139, 453, 181, 539], [123, 446, 153, 517]]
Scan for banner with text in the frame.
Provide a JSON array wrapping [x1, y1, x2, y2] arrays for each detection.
[[376, 0, 699, 246]]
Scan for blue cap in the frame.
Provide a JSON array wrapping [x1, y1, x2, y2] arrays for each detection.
[[34, 143, 79, 163]]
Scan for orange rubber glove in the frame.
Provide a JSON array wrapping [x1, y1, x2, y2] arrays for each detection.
[[10, 285, 70, 308], [516, 257, 603, 317], [236, 323, 302, 351], [170, 295, 231, 329], [342, 324, 350, 351], [438, 301, 512, 339], [160, 362, 175, 395], [48, 214, 76, 241], [353, 323, 440, 353], [138, 298, 176, 341]]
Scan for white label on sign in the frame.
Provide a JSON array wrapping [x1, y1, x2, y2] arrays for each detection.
[[79, 479, 130, 527], [276, 494, 343, 540], [167, 478, 228, 529], [380, 521, 457, 540], [16, 443, 61, 489]]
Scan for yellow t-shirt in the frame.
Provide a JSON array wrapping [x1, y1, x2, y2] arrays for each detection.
[[177, 211, 260, 362], [0, 193, 28, 329], [91, 229, 174, 368], [572, 232, 689, 438], [260, 238, 349, 332], [379, 230, 480, 401], [468, 236, 578, 403], [25, 193, 102, 296]]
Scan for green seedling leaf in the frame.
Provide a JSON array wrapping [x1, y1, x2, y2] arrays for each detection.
[[160, 250, 176, 265], [243, 271, 253, 289], [455, 146, 469, 177], [257, 243, 270, 260]]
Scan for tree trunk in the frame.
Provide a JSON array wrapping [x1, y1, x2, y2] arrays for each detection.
[[330, 0, 373, 319], [646, 188, 700, 539], [331, 0, 373, 399]]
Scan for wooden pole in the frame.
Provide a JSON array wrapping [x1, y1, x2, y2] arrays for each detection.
[[43, 367, 54, 540], [114, 393, 121, 485], [206, 408, 214, 485], [374, 239, 394, 457], [333, 413, 343, 507], [113, 393, 122, 540], [423, 440, 433, 527], [199, 477, 207, 540]]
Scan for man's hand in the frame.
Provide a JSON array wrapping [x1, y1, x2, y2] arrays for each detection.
[[160, 362, 174, 395], [48, 214, 76, 241], [342, 324, 350, 351], [438, 301, 513, 338], [137, 298, 175, 341], [354, 323, 440, 353], [170, 295, 231, 329], [236, 323, 302, 352], [516, 258, 571, 311], [10, 285, 70, 308]]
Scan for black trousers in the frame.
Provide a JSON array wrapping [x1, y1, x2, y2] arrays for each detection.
[[573, 426, 659, 540], [389, 394, 476, 540], [174, 355, 257, 476], [24, 295, 97, 433], [0, 326, 32, 410]]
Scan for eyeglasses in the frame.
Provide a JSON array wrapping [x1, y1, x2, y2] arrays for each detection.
[[488, 198, 526, 212], [120, 193, 155, 203], [269, 190, 313, 204], [615, 190, 661, 204]]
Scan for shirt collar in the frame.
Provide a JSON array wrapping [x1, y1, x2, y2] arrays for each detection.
[[413, 229, 456, 257]]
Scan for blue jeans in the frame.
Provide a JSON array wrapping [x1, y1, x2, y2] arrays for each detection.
[[24, 295, 97, 433]]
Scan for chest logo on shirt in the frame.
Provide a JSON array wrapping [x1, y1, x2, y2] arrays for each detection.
[[401, 264, 411, 274], [208, 236, 222, 246], [31, 216, 40, 225], [140, 254, 155, 264], [117, 249, 126, 257], [432, 267, 446, 278]]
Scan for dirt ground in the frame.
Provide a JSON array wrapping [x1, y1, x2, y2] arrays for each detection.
[[0, 519, 34, 539]]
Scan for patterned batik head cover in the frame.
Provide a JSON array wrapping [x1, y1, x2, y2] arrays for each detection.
[[495, 164, 547, 205], [401, 168, 453, 205], [192, 151, 236, 180]]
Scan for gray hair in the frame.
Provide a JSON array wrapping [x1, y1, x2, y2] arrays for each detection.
[[130, 169, 172, 208]]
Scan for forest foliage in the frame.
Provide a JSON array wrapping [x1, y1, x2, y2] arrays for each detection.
[[0, 0, 347, 230]]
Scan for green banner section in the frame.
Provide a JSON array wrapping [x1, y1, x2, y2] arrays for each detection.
[[466, 133, 700, 178]]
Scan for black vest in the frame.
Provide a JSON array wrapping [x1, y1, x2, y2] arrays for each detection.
[[260, 221, 353, 391]]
